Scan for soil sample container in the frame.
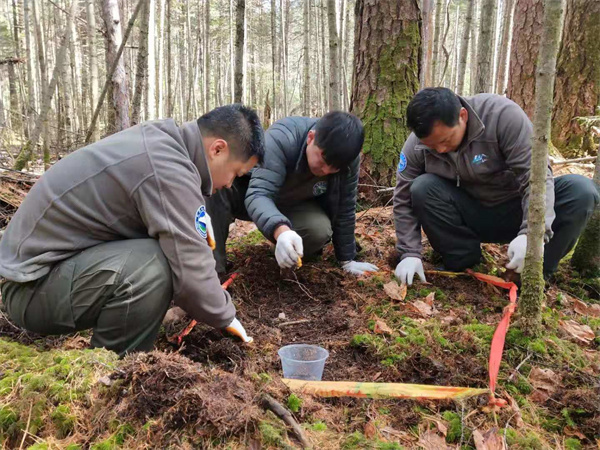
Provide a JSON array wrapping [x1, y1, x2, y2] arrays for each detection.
[[278, 344, 329, 381]]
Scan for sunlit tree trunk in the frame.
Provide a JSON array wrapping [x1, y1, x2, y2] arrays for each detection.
[[495, 0, 515, 95], [456, 0, 474, 95], [327, 0, 340, 110], [474, 0, 495, 93], [303, 0, 311, 114]]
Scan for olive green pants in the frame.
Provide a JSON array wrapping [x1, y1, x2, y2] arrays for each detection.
[[207, 178, 333, 273], [1, 239, 173, 356]]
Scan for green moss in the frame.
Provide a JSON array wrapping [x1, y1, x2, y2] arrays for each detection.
[[503, 429, 544, 449], [309, 421, 327, 431], [26, 444, 49, 450], [286, 394, 303, 413], [441, 411, 466, 443], [463, 323, 494, 344], [259, 420, 286, 447], [564, 438, 582, 450], [51, 404, 76, 438]]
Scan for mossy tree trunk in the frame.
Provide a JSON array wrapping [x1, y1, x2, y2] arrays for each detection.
[[350, 0, 421, 191], [551, 0, 600, 157], [571, 153, 600, 277], [520, 0, 564, 336], [507, 0, 544, 118]]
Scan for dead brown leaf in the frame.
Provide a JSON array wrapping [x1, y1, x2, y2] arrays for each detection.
[[407, 300, 435, 317], [418, 430, 452, 450], [572, 299, 600, 318], [564, 426, 586, 439], [504, 393, 524, 428], [425, 291, 436, 306], [364, 420, 377, 439], [373, 319, 393, 335], [559, 319, 596, 345], [384, 280, 407, 301], [473, 428, 505, 450], [529, 367, 560, 403]]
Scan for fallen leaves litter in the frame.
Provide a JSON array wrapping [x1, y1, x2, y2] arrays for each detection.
[[504, 393, 525, 428], [473, 427, 505, 450], [572, 298, 600, 318], [529, 367, 560, 403], [559, 319, 596, 345], [417, 430, 453, 450], [364, 420, 377, 439], [407, 300, 434, 317], [384, 280, 407, 301], [373, 319, 393, 335]]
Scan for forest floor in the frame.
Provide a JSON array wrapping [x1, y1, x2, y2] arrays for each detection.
[[0, 165, 599, 449]]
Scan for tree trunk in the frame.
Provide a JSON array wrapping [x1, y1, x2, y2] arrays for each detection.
[[474, 0, 495, 93], [303, 0, 311, 114], [132, 0, 151, 124], [204, 0, 210, 111], [420, 0, 434, 88], [23, 0, 37, 135], [271, 0, 277, 118], [319, 0, 327, 113], [234, 0, 245, 103], [350, 0, 421, 188], [571, 151, 600, 276], [157, 0, 165, 117], [147, 0, 156, 120], [507, 0, 543, 118], [166, 0, 172, 116], [338, 0, 346, 109], [341, 0, 351, 110], [469, 0, 479, 94], [520, 0, 564, 335], [551, 0, 600, 156], [495, 0, 515, 95], [31, 0, 48, 160], [101, 0, 130, 133], [456, 0, 474, 94], [14, 0, 77, 171], [327, 0, 340, 110], [431, 0, 444, 86]]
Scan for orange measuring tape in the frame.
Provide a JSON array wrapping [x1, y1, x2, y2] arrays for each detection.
[[466, 269, 518, 407]]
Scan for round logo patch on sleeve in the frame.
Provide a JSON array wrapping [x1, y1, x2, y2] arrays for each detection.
[[195, 205, 207, 238], [397, 152, 407, 173]]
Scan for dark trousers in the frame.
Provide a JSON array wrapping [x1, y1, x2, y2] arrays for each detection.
[[410, 174, 599, 275], [206, 177, 333, 273], [1, 239, 173, 356]]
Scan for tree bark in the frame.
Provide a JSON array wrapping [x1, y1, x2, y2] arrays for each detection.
[[157, 0, 165, 117], [234, 0, 245, 103], [495, 0, 515, 95], [350, 0, 421, 189], [271, 0, 277, 118], [204, 0, 210, 111], [507, 0, 544, 118], [520, 0, 564, 335], [474, 0, 495, 93], [319, 0, 327, 113], [469, 0, 479, 94], [303, 0, 311, 114], [551, 0, 600, 156], [23, 0, 37, 135], [456, 0, 474, 94], [14, 0, 77, 171], [132, 0, 151, 124], [281, 0, 289, 116], [431, 0, 444, 86], [166, 0, 172, 116], [327, 0, 340, 110], [101, 0, 131, 133], [420, 0, 434, 88], [147, 0, 156, 119]]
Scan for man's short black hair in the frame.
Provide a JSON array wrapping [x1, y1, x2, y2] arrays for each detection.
[[406, 87, 462, 139], [314, 111, 364, 169], [197, 104, 265, 164]]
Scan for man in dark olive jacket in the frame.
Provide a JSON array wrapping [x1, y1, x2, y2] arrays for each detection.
[[393, 87, 599, 285], [0, 104, 264, 355], [208, 111, 378, 276]]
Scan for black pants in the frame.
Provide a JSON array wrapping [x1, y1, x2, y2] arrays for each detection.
[[410, 174, 599, 275], [206, 177, 333, 273]]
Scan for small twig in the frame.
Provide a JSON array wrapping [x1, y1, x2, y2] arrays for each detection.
[[261, 394, 311, 449], [283, 271, 319, 302], [278, 319, 311, 327], [508, 353, 532, 382], [19, 402, 33, 450], [550, 156, 596, 165]]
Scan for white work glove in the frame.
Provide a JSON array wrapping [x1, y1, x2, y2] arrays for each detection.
[[275, 230, 304, 268], [341, 260, 379, 276], [394, 257, 426, 286], [225, 317, 253, 343], [506, 234, 530, 273]]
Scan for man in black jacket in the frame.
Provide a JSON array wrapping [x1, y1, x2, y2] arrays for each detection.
[[207, 111, 378, 276]]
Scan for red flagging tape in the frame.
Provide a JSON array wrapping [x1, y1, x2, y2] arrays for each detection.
[[466, 269, 518, 407]]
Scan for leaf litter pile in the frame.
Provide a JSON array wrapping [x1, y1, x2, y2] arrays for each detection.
[[1, 206, 600, 448]]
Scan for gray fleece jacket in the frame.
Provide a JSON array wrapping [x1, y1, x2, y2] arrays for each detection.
[[393, 94, 555, 259], [0, 119, 235, 328]]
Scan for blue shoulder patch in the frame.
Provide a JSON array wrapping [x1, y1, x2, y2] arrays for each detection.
[[397, 152, 407, 172], [195, 205, 207, 238]]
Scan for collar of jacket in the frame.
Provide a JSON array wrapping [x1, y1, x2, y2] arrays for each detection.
[[179, 120, 213, 197], [293, 127, 314, 173], [424, 95, 485, 159]]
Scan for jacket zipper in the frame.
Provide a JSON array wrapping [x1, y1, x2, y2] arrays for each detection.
[[456, 172, 460, 187]]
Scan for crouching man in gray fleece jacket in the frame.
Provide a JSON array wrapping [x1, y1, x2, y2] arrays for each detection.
[[0, 104, 264, 356], [393, 88, 599, 285], [207, 111, 378, 276]]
